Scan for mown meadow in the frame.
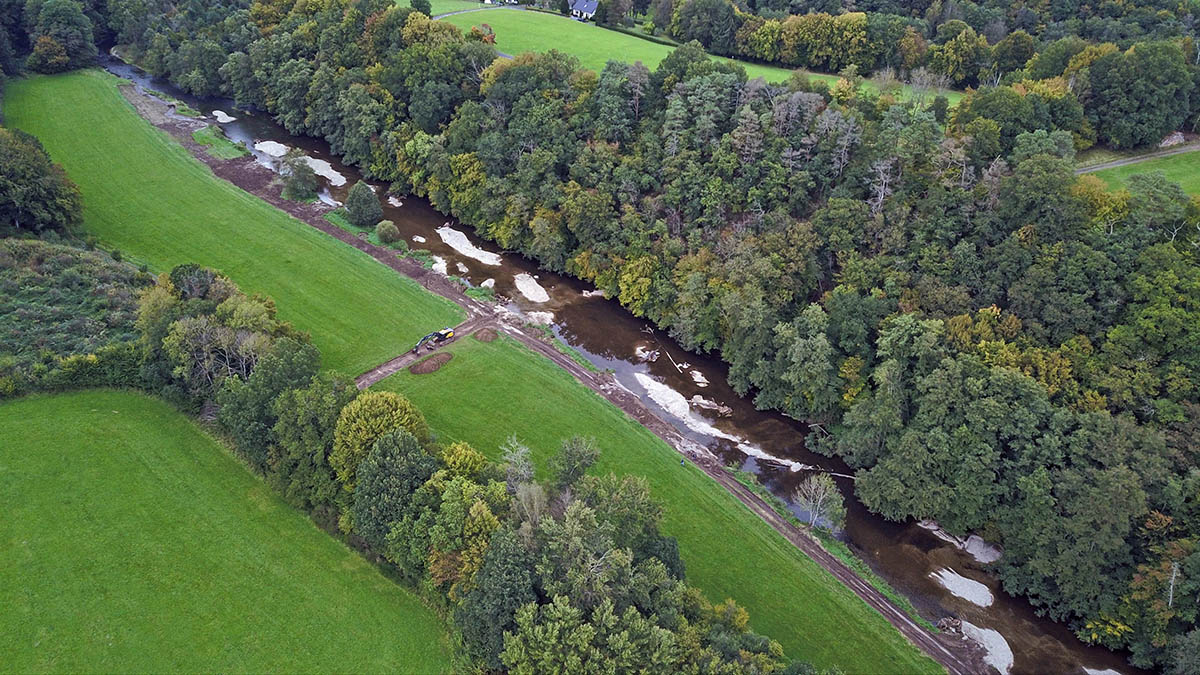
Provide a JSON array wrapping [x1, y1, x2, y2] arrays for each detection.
[[3, 70, 464, 376], [0, 390, 451, 673], [376, 334, 941, 673]]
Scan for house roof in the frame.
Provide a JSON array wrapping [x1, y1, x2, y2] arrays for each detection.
[[570, 0, 598, 14]]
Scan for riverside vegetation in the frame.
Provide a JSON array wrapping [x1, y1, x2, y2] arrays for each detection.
[[3, 0, 1200, 671]]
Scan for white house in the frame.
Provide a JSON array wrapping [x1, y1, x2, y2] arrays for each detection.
[[569, 0, 598, 20]]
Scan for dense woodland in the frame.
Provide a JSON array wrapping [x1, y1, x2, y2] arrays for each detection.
[[1, 0, 1199, 671]]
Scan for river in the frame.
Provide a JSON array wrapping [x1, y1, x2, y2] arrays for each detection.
[[102, 55, 1143, 675]]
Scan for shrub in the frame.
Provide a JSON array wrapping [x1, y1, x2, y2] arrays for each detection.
[[376, 219, 400, 244], [331, 390, 431, 490]]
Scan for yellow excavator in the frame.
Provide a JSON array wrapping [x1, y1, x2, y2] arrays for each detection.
[[412, 328, 455, 353]]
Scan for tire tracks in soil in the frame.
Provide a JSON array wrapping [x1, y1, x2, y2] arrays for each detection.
[[122, 83, 987, 675]]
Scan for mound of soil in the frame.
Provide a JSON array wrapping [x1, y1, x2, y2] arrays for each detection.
[[409, 351, 453, 374], [474, 328, 498, 342]]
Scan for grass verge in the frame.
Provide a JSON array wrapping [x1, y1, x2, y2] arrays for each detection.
[[374, 336, 941, 673], [191, 124, 248, 159], [3, 71, 464, 375], [0, 390, 451, 673], [532, 323, 601, 372]]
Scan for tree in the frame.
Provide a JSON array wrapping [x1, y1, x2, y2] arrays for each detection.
[[556, 0, 570, 15], [991, 30, 1034, 75], [345, 180, 383, 228], [410, 0, 431, 16], [792, 473, 845, 530], [352, 429, 438, 549], [455, 528, 537, 669], [502, 595, 677, 673], [1167, 630, 1200, 675], [331, 390, 430, 490], [25, 34, 66, 72], [576, 473, 663, 551], [550, 436, 599, 492], [281, 150, 318, 201], [0, 127, 83, 232], [1086, 43, 1194, 149], [270, 372, 358, 511], [217, 337, 320, 471], [501, 436, 534, 492], [25, 0, 96, 72]]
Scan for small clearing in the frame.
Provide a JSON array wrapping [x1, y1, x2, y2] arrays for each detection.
[[960, 621, 1013, 674], [410, 352, 453, 374], [929, 568, 994, 607], [436, 226, 502, 265], [514, 273, 550, 302]]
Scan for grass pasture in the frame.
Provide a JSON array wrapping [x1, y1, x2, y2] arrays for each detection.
[[440, 8, 963, 103], [2, 71, 464, 375], [428, 0, 491, 16], [1089, 150, 1200, 195], [0, 390, 451, 673], [376, 335, 941, 674], [441, 8, 797, 82]]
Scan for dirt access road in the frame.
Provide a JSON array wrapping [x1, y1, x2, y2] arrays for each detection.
[[1076, 142, 1200, 174], [124, 84, 986, 675]]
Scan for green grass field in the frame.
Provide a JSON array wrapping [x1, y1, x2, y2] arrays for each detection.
[[428, 0, 490, 16], [1089, 150, 1200, 195], [376, 335, 941, 673], [440, 8, 962, 104], [0, 390, 451, 673], [2, 71, 464, 375]]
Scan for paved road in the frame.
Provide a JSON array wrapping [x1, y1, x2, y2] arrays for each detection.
[[1076, 142, 1200, 174]]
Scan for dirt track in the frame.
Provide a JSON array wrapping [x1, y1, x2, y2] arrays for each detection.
[[124, 84, 987, 675], [1076, 142, 1200, 174]]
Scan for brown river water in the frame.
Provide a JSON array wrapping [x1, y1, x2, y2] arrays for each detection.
[[104, 57, 1144, 675]]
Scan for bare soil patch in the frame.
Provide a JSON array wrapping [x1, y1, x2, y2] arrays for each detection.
[[474, 327, 498, 342], [409, 352, 453, 374]]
